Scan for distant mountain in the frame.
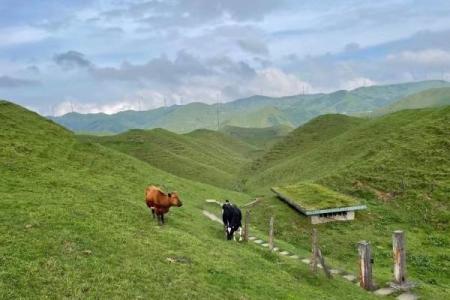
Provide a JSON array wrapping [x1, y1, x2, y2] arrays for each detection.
[[50, 80, 450, 133], [373, 87, 450, 115], [222, 106, 294, 128]]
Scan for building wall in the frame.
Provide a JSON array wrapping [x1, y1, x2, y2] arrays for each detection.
[[310, 211, 355, 224]]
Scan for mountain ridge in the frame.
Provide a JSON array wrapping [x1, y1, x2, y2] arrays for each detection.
[[49, 80, 450, 133]]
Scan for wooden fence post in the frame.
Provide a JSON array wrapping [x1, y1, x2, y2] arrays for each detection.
[[317, 249, 332, 279], [310, 228, 318, 273], [393, 230, 406, 285], [358, 241, 374, 290], [309, 228, 331, 278], [243, 210, 250, 242], [269, 216, 274, 251]]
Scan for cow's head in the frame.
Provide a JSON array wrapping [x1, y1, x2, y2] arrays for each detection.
[[168, 192, 182, 207]]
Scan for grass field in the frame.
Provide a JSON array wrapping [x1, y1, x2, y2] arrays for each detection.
[[221, 125, 293, 150], [0, 100, 382, 299], [78, 128, 256, 189], [241, 107, 450, 299]]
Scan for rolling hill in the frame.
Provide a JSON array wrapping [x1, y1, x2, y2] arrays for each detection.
[[373, 87, 450, 115], [1, 100, 381, 299], [49, 80, 450, 134], [220, 124, 293, 149], [79, 128, 256, 189], [244, 107, 450, 192], [243, 114, 365, 173], [241, 106, 450, 298]]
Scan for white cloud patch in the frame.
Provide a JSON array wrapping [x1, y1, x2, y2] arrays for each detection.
[[340, 77, 377, 91], [54, 100, 139, 116], [387, 49, 450, 67], [249, 68, 312, 96], [0, 26, 49, 47]]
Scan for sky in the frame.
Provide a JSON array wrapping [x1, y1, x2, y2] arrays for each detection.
[[1, 0, 450, 116]]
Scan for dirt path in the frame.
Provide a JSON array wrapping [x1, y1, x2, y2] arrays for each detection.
[[202, 210, 222, 223]]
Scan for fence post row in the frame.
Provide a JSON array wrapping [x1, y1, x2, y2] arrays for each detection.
[[249, 214, 409, 287]]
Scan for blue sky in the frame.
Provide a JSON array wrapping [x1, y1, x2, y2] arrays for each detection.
[[1, 0, 450, 115]]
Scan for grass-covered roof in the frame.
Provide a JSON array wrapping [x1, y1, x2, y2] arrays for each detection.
[[272, 182, 365, 214]]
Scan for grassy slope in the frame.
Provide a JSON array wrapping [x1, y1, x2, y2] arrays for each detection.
[[244, 114, 364, 174], [243, 107, 450, 298], [79, 128, 255, 189], [50, 80, 450, 134], [220, 125, 293, 150], [374, 87, 450, 115], [1, 101, 380, 299]]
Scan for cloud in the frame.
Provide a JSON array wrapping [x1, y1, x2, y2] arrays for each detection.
[[3, 1, 450, 115], [54, 99, 140, 116], [237, 38, 269, 55], [340, 77, 376, 90], [344, 42, 360, 53], [387, 49, 450, 68], [101, 0, 287, 27], [0, 26, 48, 47], [249, 68, 312, 96], [54, 51, 92, 69], [0, 75, 40, 88], [92, 51, 212, 84]]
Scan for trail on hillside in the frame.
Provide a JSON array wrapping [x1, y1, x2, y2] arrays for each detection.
[[202, 201, 418, 300]]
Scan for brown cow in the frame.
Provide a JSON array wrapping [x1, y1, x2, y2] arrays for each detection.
[[145, 185, 182, 225]]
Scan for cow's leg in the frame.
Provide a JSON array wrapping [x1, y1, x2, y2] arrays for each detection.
[[161, 214, 165, 225], [157, 214, 163, 226], [151, 208, 155, 219]]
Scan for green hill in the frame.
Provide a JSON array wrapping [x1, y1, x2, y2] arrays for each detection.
[[221, 125, 293, 149], [79, 128, 256, 189], [244, 114, 364, 173], [1, 100, 382, 299], [241, 107, 450, 298], [245, 107, 450, 192], [374, 87, 450, 115], [49, 80, 450, 134]]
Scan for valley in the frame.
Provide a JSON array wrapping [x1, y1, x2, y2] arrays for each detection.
[[1, 83, 449, 299]]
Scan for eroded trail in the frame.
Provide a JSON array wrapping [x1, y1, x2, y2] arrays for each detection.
[[202, 210, 222, 223]]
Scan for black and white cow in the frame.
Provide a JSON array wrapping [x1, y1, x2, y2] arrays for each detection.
[[222, 200, 242, 241]]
